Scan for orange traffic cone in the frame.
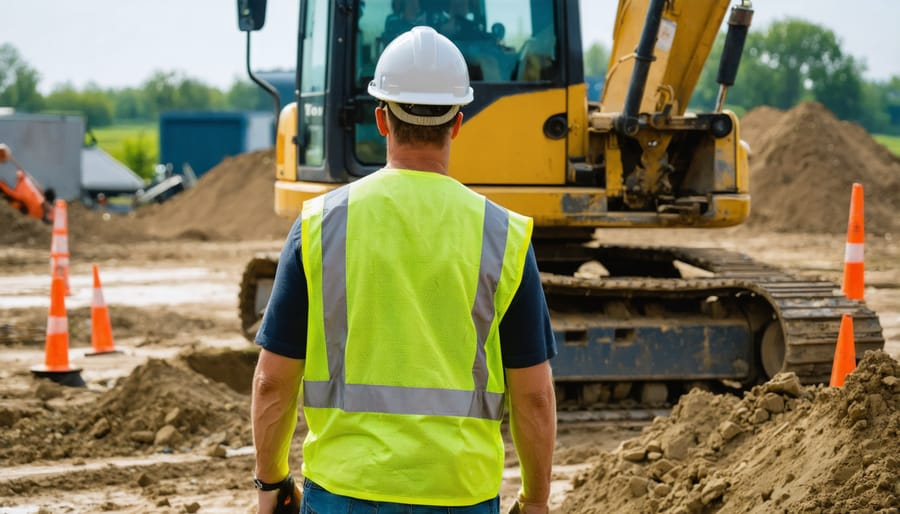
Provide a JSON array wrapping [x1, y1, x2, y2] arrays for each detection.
[[829, 314, 856, 388], [86, 263, 119, 356], [841, 183, 864, 301], [31, 274, 84, 387], [49, 199, 71, 296]]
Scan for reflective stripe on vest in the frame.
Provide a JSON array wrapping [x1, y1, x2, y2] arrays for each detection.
[[303, 186, 509, 420]]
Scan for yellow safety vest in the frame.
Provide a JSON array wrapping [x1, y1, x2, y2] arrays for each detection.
[[300, 168, 533, 505]]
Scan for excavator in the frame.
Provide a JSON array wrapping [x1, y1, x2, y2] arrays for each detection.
[[0, 143, 55, 224], [235, 0, 884, 407]]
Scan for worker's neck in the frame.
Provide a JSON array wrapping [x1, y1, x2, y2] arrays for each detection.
[[386, 144, 451, 175]]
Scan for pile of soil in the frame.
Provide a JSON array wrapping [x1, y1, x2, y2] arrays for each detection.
[[0, 305, 228, 348], [137, 149, 294, 241], [0, 200, 51, 247], [741, 102, 900, 235], [562, 350, 900, 513], [0, 356, 253, 466]]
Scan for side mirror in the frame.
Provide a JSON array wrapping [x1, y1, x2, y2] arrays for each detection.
[[237, 0, 268, 31]]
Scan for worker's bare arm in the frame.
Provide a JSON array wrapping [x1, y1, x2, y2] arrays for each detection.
[[506, 361, 556, 513], [251, 349, 305, 482]]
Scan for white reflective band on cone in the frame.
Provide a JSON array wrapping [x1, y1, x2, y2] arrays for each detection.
[[46, 316, 68, 335], [844, 243, 864, 263], [92, 288, 105, 307], [53, 215, 65, 231], [51, 235, 68, 254]]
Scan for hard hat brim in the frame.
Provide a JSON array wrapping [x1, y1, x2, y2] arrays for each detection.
[[368, 83, 474, 106]]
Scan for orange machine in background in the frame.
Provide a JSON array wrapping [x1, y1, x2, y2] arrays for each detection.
[[0, 143, 55, 224]]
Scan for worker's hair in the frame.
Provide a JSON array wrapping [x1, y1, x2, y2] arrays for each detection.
[[381, 102, 457, 146]]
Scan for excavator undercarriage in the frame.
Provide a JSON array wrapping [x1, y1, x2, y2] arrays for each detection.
[[239, 242, 885, 408]]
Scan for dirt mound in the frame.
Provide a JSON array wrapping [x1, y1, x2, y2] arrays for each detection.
[[0, 357, 252, 466], [740, 102, 900, 235], [181, 346, 260, 395], [561, 350, 900, 513], [0, 198, 161, 250], [0, 201, 51, 247], [138, 148, 294, 241]]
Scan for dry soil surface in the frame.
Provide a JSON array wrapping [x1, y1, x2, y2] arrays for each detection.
[[0, 231, 897, 513]]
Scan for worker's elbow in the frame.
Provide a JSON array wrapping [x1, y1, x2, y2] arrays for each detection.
[[252, 368, 293, 399], [512, 383, 557, 415]]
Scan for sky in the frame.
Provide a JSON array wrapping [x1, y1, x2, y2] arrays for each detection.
[[3, 0, 899, 95]]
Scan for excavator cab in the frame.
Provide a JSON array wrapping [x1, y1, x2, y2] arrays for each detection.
[[240, 0, 750, 233]]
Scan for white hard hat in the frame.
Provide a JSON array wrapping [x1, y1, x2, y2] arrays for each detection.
[[368, 26, 474, 107]]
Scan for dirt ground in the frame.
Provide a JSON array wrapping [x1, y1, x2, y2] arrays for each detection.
[[0, 238, 640, 513], [0, 229, 897, 513], [1, 101, 899, 512]]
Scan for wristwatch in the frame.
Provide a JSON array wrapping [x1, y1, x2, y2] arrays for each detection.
[[253, 473, 292, 491]]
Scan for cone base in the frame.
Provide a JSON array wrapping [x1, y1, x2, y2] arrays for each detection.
[[31, 367, 85, 388], [85, 349, 122, 357]]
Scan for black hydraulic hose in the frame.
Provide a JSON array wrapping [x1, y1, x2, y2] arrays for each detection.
[[716, 1, 754, 111], [717, 1, 754, 87], [617, 0, 667, 137], [246, 31, 281, 124]]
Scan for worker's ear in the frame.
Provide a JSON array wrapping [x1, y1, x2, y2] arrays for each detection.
[[375, 106, 389, 136], [450, 112, 464, 140]]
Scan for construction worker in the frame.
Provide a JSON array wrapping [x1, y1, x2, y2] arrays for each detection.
[[252, 26, 557, 514]]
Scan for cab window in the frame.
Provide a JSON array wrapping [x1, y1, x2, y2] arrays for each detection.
[[353, 0, 559, 164]]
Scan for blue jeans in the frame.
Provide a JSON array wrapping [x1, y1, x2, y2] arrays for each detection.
[[301, 478, 500, 514]]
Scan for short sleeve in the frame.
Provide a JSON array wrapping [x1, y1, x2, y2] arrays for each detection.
[[499, 244, 557, 368], [254, 216, 308, 359]]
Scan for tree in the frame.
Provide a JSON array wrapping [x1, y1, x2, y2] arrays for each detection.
[[584, 42, 609, 77], [0, 43, 44, 111], [811, 55, 864, 121], [227, 79, 274, 111], [729, 19, 864, 114], [859, 77, 900, 135], [142, 71, 181, 117], [140, 71, 230, 115], [176, 77, 227, 111], [111, 87, 154, 122], [44, 84, 115, 127]]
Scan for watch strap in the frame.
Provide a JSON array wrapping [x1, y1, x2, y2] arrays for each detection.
[[253, 473, 292, 491]]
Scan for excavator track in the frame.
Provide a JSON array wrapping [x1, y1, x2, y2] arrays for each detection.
[[541, 244, 885, 387], [239, 244, 885, 409], [238, 253, 279, 341]]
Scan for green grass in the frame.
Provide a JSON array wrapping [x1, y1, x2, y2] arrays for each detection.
[[873, 134, 900, 157], [91, 123, 157, 155], [91, 123, 158, 180]]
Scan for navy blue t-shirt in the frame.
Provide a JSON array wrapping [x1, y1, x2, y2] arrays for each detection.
[[256, 216, 557, 368]]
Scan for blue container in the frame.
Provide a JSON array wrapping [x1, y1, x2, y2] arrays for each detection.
[[585, 75, 605, 103], [159, 111, 274, 178]]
